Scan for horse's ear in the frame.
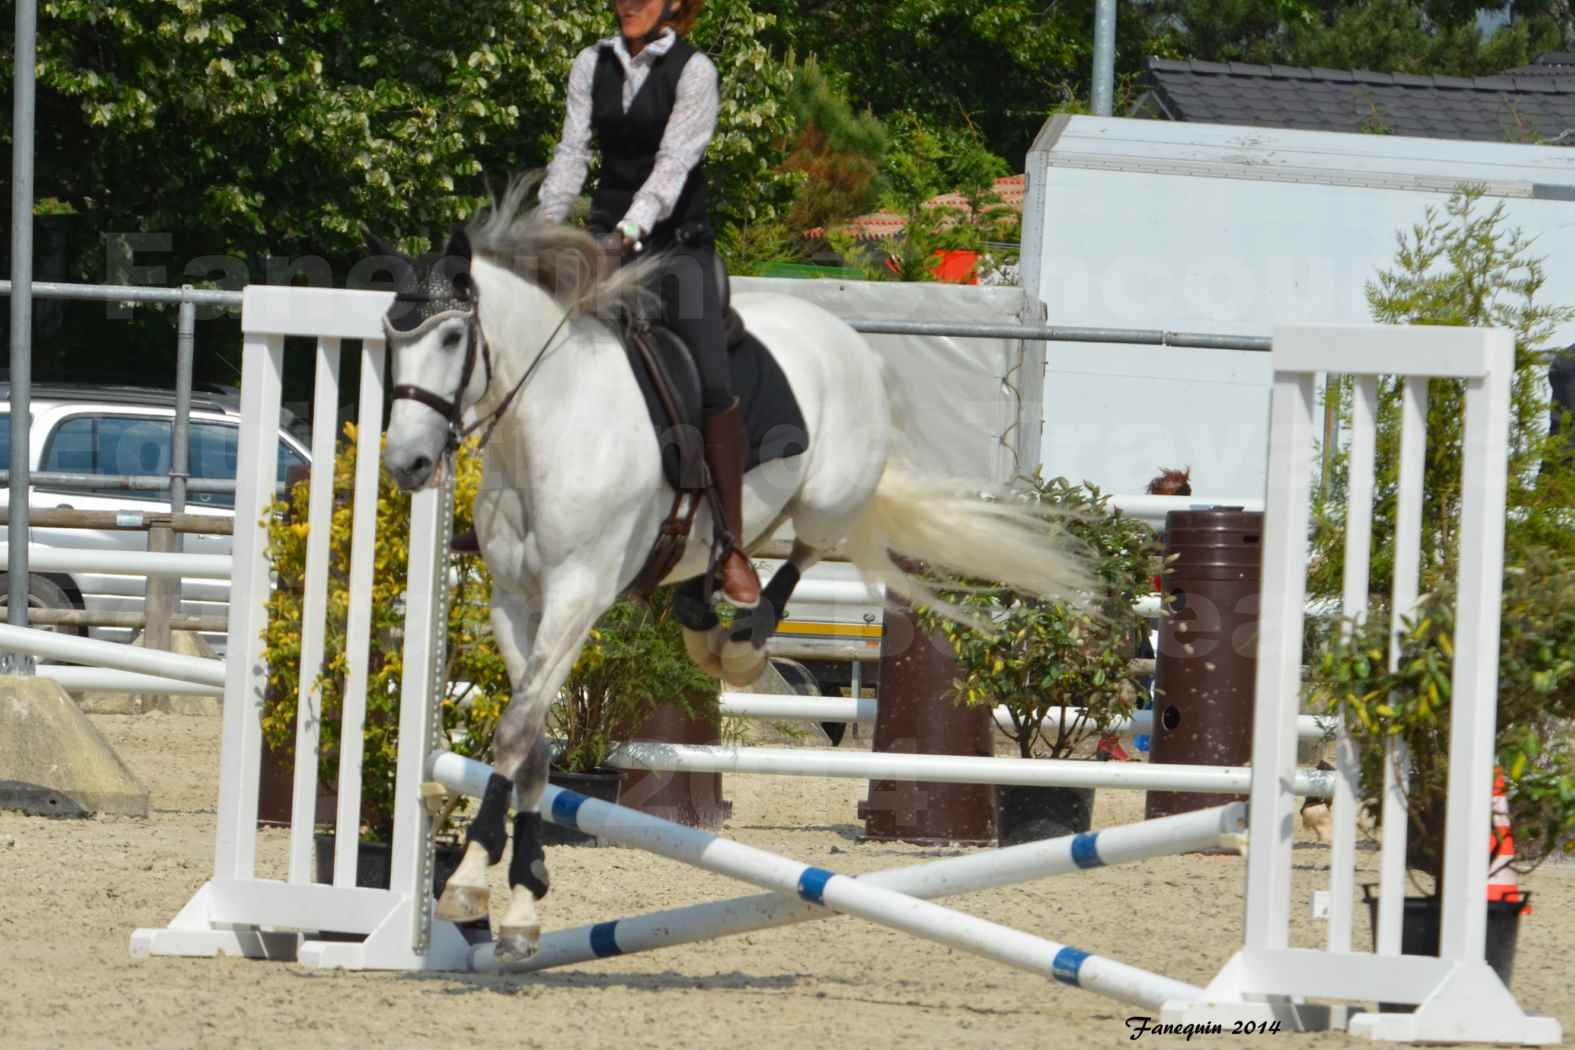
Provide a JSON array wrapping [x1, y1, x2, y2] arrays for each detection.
[[446, 225, 473, 262]]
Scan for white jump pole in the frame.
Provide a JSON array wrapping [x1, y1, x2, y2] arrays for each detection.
[[605, 742, 1336, 798], [718, 693, 1338, 742], [0, 545, 232, 578], [41, 666, 224, 696], [0, 622, 227, 686], [427, 753, 1206, 1009]]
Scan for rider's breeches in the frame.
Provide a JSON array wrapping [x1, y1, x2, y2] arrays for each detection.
[[653, 241, 730, 417]]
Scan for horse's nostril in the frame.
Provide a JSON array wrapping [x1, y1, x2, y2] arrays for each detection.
[[409, 455, 432, 479]]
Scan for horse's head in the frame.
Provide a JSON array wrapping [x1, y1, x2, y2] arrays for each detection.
[[377, 226, 490, 491]]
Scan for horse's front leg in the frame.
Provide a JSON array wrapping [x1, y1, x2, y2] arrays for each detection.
[[436, 589, 539, 927], [443, 570, 616, 965]]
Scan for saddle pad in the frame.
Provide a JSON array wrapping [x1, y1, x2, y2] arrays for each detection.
[[626, 316, 809, 491]]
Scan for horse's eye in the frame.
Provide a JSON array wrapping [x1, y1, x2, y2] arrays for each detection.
[[443, 329, 464, 350]]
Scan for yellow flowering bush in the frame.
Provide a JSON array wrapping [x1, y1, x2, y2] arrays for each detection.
[[260, 424, 506, 839]]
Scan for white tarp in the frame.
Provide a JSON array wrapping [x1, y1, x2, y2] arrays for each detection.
[[733, 277, 1033, 484]]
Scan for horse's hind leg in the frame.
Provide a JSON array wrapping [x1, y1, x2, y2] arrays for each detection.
[[720, 540, 823, 686], [675, 575, 725, 678]]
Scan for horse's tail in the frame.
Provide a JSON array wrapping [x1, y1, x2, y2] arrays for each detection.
[[843, 458, 1098, 630]]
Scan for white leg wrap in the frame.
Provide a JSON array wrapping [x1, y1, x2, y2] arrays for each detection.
[[719, 637, 769, 687], [435, 840, 492, 923], [683, 625, 725, 677], [496, 889, 542, 967]]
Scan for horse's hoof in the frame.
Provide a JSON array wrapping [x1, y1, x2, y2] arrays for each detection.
[[683, 626, 725, 678], [436, 882, 490, 924], [719, 639, 769, 687], [495, 924, 541, 968]]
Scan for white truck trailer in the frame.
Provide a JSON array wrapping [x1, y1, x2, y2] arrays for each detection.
[[1020, 113, 1575, 499]]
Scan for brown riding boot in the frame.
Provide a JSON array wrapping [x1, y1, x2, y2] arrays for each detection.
[[702, 398, 761, 608]]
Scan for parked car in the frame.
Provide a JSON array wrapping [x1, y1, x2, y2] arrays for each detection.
[[0, 383, 310, 657]]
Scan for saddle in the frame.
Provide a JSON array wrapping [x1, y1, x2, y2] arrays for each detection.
[[621, 306, 809, 595]]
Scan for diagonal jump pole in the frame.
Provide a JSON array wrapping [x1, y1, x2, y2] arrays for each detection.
[[429, 751, 1215, 1010]]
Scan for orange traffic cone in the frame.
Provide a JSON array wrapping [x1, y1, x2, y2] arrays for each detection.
[[1096, 733, 1132, 762], [1487, 768, 1528, 913]]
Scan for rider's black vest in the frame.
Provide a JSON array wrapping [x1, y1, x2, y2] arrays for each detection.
[[588, 37, 710, 247]]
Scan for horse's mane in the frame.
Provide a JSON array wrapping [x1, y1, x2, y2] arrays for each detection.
[[466, 172, 661, 319]]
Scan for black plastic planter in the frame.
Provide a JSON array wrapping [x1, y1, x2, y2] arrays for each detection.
[[993, 784, 1094, 846], [1363, 885, 1531, 1013]]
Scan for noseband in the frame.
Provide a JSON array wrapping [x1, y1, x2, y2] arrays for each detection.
[[386, 294, 491, 454]]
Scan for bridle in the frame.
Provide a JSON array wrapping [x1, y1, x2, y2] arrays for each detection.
[[384, 279, 574, 455]]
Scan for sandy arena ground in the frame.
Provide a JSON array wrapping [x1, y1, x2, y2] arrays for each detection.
[[2, 711, 1572, 1050]]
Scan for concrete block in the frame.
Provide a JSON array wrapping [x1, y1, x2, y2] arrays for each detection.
[[0, 675, 150, 817]]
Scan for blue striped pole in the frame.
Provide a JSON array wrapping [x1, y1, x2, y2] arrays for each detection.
[[471, 799, 1247, 975], [429, 753, 1211, 1009]]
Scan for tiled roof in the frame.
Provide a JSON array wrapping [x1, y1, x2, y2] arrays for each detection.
[[809, 175, 1027, 240], [1144, 54, 1575, 144], [1506, 52, 1575, 77]]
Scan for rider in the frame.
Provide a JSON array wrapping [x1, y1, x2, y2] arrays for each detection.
[[536, 0, 761, 608]]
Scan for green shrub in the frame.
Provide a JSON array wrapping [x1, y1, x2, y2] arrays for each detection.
[[917, 473, 1160, 759], [261, 425, 505, 840]]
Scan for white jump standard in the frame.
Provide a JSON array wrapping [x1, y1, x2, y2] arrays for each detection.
[[1160, 324, 1560, 1044]]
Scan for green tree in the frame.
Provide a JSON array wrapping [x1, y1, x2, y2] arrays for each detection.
[[3, 0, 796, 381], [1309, 187, 1575, 601], [1150, 0, 1571, 75], [761, 0, 1154, 163], [694, 0, 801, 230], [777, 56, 888, 235]]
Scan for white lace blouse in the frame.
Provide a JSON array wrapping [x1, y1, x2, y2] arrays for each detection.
[[537, 29, 719, 237]]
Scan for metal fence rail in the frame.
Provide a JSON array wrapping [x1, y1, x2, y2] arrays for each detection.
[[2, 279, 1275, 347], [0, 276, 1275, 683]]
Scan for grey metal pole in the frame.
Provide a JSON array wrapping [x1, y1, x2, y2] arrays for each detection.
[[1091, 0, 1117, 117], [171, 293, 195, 516], [5, 0, 38, 674], [161, 294, 197, 666]]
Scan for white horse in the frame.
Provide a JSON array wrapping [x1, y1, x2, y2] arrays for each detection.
[[378, 178, 1093, 965]]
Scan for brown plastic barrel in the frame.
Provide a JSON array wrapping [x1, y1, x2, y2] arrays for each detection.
[[1144, 509, 1263, 821], [621, 697, 732, 828], [858, 602, 995, 845]]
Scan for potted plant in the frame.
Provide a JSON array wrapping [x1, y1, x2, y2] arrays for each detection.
[[261, 425, 505, 940], [1311, 567, 1575, 1002], [918, 473, 1161, 845], [541, 589, 722, 844], [1305, 187, 1575, 997]]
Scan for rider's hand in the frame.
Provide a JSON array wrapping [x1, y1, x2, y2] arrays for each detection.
[[616, 220, 643, 255], [596, 231, 625, 271]]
